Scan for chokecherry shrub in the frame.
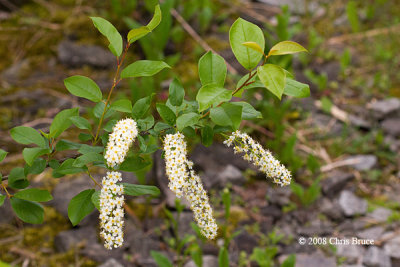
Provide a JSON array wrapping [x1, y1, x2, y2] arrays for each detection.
[[0, 5, 310, 250]]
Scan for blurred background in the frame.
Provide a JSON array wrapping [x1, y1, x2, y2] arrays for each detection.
[[1, 0, 400, 266]]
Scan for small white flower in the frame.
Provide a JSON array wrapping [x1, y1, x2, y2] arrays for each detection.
[[99, 171, 125, 249], [224, 131, 292, 186], [105, 118, 138, 168]]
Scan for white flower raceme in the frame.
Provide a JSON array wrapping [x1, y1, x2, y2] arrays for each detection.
[[185, 166, 218, 239], [163, 132, 217, 239], [163, 132, 189, 198], [223, 130, 291, 186], [104, 118, 138, 168], [99, 171, 125, 249]]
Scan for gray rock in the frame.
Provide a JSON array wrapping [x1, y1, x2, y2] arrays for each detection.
[[297, 219, 333, 236], [381, 119, 400, 137], [260, 205, 282, 220], [82, 242, 124, 263], [336, 244, 364, 264], [349, 115, 371, 129], [50, 176, 99, 225], [368, 207, 392, 223], [174, 211, 195, 238], [257, 0, 321, 15], [54, 227, 97, 252], [0, 59, 29, 86], [320, 198, 343, 221], [347, 155, 377, 171], [321, 171, 355, 197], [58, 40, 116, 68], [357, 226, 385, 240], [383, 235, 400, 259], [339, 191, 368, 217], [313, 113, 343, 135], [363, 246, 391, 267], [233, 230, 259, 254], [369, 98, 400, 119], [293, 251, 336, 267], [216, 164, 246, 186], [0, 200, 14, 224], [184, 255, 218, 267], [98, 259, 124, 267], [266, 186, 291, 206]]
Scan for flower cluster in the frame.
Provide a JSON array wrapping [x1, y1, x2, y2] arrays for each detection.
[[223, 130, 291, 186], [104, 118, 138, 168], [99, 171, 125, 249], [163, 132, 217, 239]]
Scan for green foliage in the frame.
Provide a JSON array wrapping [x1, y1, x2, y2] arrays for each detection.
[[64, 76, 102, 103], [127, 4, 161, 43], [110, 99, 133, 113], [346, 1, 360, 32], [156, 103, 176, 126], [218, 247, 229, 267], [50, 108, 79, 138], [8, 167, 28, 189], [269, 41, 307, 56], [229, 18, 265, 70], [198, 51, 227, 87], [150, 251, 173, 267], [68, 189, 95, 226], [168, 78, 185, 106], [257, 64, 286, 99], [132, 94, 154, 119], [121, 60, 170, 78], [90, 17, 123, 57], [10, 126, 46, 147], [290, 178, 321, 207], [176, 113, 200, 132], [250, 247, 278, 267], [70, 116, 92, 130], [10, 197, 44, 224], [22, 147, 51, 166], [196, 84, 232, 112], [210, 103, 242, 130], [122, 183, 160, 197], [284, 79, 310, 98], [0, 149, 7, 162], [14, 188, 52, 202]]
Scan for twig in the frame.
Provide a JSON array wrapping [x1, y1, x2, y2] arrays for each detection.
[[241, 121, 275, 138], [314, 100, 349, 123], [325, 24, 400, 46], [170, 8, 238, 75], [320, 157, 362, 173]]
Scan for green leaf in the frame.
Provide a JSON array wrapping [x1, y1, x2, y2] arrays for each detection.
[[73, 152, 103, 167], [10, 198, 44, 224], [70, 116, 92, 130], [234, 73, 264, 97], [25, 158, 46, 175], [229, 18, 265, 70], [0, 194, 5, 207], [257, 64, 286, 99], [110, 99, 133, 113], [218, 247, 229, 267], [132, 94, 153, 119], [122, 183, 160, 197], [137, 115, 155, 131], [23, 147, 51, 166], [210, 103, 242, 130], [121, 60, 170, 78], [93, 101, 114, 119], [281, 255, 296, 267], [196, 84, 232, 112], [242, 41, 265, 55], [283, 78, 310, 98], [52, 159, 88, 178], [156, 103, 176, 126], [176, 113, 200, 131], [91, 190, 100, 210], [147, 4, 162, 31], [128, 26, 151, 43], [68, 189, 95, 226], [64, 76, 102, 103], [269, 41, 307, 56], [231, 102, 262, 120], [201, 125, 213, 147], [150, 251, 173, 267], [169, 78, 185, 106], [49, 108, 79, 138], [78, 145, 104, 154], [0, 149, 8, 162], [154, 122, 171, 133], [14, 188, 52, 202], [10, 126, 46, 147], [90, 17, 123, 57], [119, 155, 151, 172], [198, 51, 227, 87], [346, 1, 360, 32], [55, 140, 82, 151], [8, 167, 28, 189]]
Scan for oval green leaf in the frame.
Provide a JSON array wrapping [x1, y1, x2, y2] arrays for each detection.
[[196, 84, 232, 112], [156, 103, 176, 126], [23, 147, 51, 166], [90, 17, 123, 57], [10, 198, 44, 224], [176, 113, 200, 131], [110, 99, 133, 113], [257, 64, 286, 99], [68, 189, 95, 226], [229, 18, 265, 70], [64, 75, 102, 103], [269, 41, 308, 56], [49, 108, 79, 138], [210, 103, 242, 130], [169, 78, 185, 107], [14, 188, 53, 202], [10, 126, 46, 147], [121, 60, 170, 78], [198, 51, 227, 87], [121, 183, 160, 197], [283, 78, 310, 98]]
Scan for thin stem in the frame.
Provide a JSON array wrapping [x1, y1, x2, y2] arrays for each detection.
[[93, 42, 131, 144], [1, 183, 12, 198], [87, 171, 101, 188]]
